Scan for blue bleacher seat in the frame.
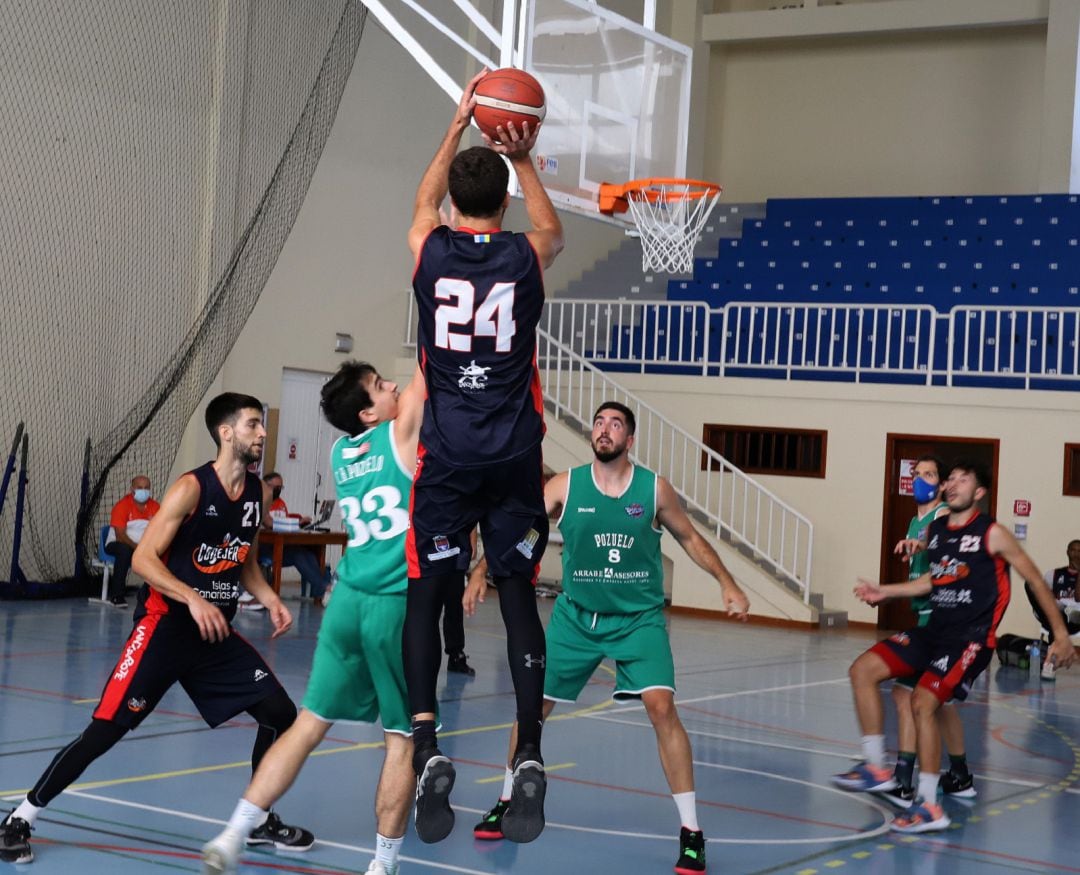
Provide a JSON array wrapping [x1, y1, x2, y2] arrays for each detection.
[[648, 192, 1080, 386]]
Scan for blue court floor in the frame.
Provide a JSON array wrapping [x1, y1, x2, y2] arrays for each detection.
[[2, 591, 1078, 873]]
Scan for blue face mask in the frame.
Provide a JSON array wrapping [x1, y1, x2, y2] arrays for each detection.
[[134, 488, 151, 504], [912, 477, 938, 504]]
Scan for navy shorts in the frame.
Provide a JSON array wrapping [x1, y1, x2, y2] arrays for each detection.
[[407, 444, 548, 581], [871, 626, 992, 704], [92, 613, 284, 728]]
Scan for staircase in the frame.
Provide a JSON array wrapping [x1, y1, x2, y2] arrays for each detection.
[[557, 202, 767, 303], [535, 327, 845, 627]]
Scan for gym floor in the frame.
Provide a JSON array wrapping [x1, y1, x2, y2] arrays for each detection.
[[1, 591, 1077, 873]]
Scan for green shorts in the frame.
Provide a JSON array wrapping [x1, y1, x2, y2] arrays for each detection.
[[544, 595, 675, 703], [302, 587, 411, 734]]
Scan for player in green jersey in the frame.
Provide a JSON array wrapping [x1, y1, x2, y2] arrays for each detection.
[[466, 401, 749, 875], [868, 455, 973, 806], [202, 361, 424, 875]]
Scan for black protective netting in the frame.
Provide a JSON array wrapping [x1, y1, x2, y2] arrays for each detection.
[[0, 0, 366, 595]]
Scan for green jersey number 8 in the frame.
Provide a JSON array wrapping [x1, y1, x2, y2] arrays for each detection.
[[339, 486, 409, 548]]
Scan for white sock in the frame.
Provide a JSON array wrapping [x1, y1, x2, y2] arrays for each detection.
[[375, 832, 404, 869], [500, 766, 514, 800], [225, 798, 268, 839], [861, 734, 886, 768], [917, 771, 940, 803], [672, 791, 699, 831], [12, 798, 41, 827]]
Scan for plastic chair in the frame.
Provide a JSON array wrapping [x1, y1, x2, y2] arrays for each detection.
[[89, 525, 115, 603]]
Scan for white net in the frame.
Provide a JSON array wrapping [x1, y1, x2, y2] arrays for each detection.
[[0, 1, 366, 596], [625, 181, 722, 274]]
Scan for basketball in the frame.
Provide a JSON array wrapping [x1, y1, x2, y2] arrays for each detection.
[[473, 68, 546, 143]]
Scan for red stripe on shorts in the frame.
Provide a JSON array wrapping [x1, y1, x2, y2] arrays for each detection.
[[93, 613, 163, 721], [869, 637, 918, 678], [920, 641, 983, 704], [405, 441, 428, 579]]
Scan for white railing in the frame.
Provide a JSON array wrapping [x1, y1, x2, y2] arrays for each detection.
[[948, 306, 1080, 388], [537, 329, 814, 599], [540, 298, 713, 375], [401, 294, 814, 599], [408, 293, 1080, 389], [719, 302, 938, 383]]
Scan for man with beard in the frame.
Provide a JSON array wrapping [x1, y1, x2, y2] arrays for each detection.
[[465, 401, 749, 874], [843, 460, 1077, 834], [0, 393, 312, 865], [202, 364, 424, 875]]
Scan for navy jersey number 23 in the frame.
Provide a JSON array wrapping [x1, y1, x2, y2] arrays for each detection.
[[413, 226, 546, 467]]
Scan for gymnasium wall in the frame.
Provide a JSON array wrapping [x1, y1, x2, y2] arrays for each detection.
[[171, 7, 1067, 639], [706, 25, 1047, 200], [613, 371, 1075, 638], [171, 20, 627, 476]]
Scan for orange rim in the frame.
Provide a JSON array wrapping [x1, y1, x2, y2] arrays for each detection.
[[598, 178, 722, 214]]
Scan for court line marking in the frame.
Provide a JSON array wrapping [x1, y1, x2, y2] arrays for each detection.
[[603, 677, 850, 712], [688, 761, 893, 844], [0, 699, 616, 797], [62, 791, 493, 875], [65, 790, 889, 854], [475, 762, 575, 784], [584, 712, 1080, 797]]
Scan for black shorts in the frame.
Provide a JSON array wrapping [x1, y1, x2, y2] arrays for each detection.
[[407, 444, 548, 581], [92, 613, 283, 729], [871, 626, 992, 704]]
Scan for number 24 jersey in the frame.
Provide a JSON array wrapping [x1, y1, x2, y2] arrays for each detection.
[[413, 226, 545, 467]]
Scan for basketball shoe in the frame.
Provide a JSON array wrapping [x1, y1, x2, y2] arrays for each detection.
[[832, 762, 896, 792], [674, 826, 706, 874], [891, 800, 950, 833], [0, 813, 32, 864], [246, 811, 314, 850], [500, 744, 546, 843], [473, 799, 509, 840], [413, 749, 456, 843]]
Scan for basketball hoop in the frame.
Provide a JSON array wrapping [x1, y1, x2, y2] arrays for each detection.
[[598, 178, 722, 274]]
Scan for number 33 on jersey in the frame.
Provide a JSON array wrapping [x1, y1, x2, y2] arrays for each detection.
[[330, 421, 413, 596]]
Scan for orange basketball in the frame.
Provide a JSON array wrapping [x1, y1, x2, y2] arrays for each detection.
[[473, 68, 546, 143]]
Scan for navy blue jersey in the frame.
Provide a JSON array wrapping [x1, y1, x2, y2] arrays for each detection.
[[925, 512, 1010, 646], [135, 462, 263, 628], [413, 225, 545, 467], [1048, 565, 1078, 601]]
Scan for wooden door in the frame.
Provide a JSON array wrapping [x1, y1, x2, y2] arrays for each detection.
[[877, 434, 999, 631]]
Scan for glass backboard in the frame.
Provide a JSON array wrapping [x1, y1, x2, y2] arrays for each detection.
[[525, 0, 692, 221]]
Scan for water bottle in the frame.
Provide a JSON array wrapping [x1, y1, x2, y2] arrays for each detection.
[[1028, 641, 1041, 677]]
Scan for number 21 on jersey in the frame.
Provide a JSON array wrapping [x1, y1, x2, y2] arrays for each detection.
[[434, 278, 516, 353]]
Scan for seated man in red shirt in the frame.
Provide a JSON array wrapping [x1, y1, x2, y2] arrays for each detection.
[[259, 472, 330, 601], [105, 475, 160, 607]]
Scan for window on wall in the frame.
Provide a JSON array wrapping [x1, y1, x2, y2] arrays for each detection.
[[702, 424, 827, 478], [1064, 444, 1080, 496]]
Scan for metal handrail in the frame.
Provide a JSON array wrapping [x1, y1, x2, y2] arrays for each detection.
[[401, 291, 814, 599], [536, 328, 814, 599]]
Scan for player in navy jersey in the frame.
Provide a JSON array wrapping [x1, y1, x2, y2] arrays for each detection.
[[0, 394, 312, 866], [834, 460, 1076, 835], [403, 68, 564, 845]]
